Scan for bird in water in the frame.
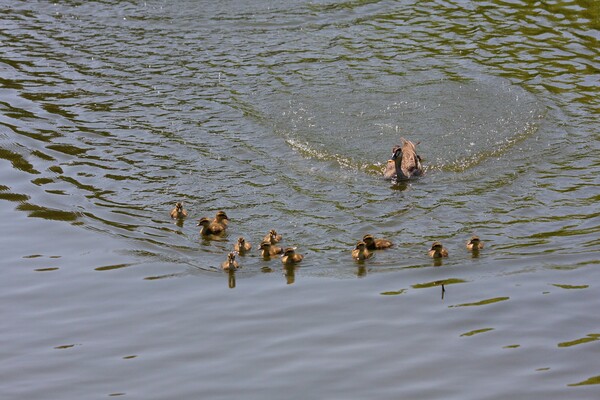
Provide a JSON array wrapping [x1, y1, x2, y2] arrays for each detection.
[[262, 229, 282, 244], [221, 252, 240, 271], [212, 210, 230, 228], [234, 237, 252, 255], [466, 236, 484, 251], [197, 217, 226, 236], [362, 234, 393, 250], [259, 241, 283, 258], [383, 137, 424, 181], [428, 241, 449, 258], [170, 202, 188, 219], [281, 247, 304, 265], [352, 241, 372, 261]]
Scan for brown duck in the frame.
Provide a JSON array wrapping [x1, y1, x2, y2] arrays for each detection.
[[362, 234, 393, 250], [466, 236, 484, 251], [234, 237, 252, 254], [428, 241, 449, 258], [213, 210, 230, 228], [281, 247, 304, 265], [383, 137, 424, 181], [170, 202, 188, 219], [352, 241, 372, 261], [197, 217, 226, 236], [259, 241, 283, 258], [263, 229, 282, 244], [221, 252, 240, 271]]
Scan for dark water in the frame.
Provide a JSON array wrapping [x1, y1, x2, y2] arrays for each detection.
[[1, 0, 599, 398]]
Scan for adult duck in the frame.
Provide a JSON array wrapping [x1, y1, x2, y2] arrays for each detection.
[[383, 137, 424, 181]]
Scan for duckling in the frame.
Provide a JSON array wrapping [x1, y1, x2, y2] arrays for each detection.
[[466, 236, 484, 251], [383, 159, 397, 180], [262, 229, 282, 244], [197, 217, 226, 236], [383, 137, 424, 181], [259, 241, 283, 258], [234, 237, 252, 254], [281, 247, 304, 265], [352, 241, 372, 261], [362, 234, 393, 250], [170, 202, 188, 219], [221, 252, 240, 271], [213, 210, 230, 228], [428, 241, 449, 258]]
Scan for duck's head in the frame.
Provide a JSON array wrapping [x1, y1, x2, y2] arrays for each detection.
[[355, 241, 367, 250], [468, 236, 480, 244], [391, 145, 402, 160], [259, 241, 271, 250], [362, 234, 375, 246], [197, 217, 211, 227], [175, 202, 184, 210], [215, 211, 229, 222], [431, 241, 443, 251], [237, 237, 246, 245], [227, 252, 237, 262], [283, 247, 297, 256]]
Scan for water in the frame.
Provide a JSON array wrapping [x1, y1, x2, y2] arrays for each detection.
[[1, 0, 599, 398]]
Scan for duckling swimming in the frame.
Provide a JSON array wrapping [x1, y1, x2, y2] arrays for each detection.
[[362, 234, 393, 250], [170, 202, 188, 219], [213, 210, 230, 228], [281, 247, 304, 265], [263, 229, 282, 244], [428, 241, 449, 258], [383, 137, 424, 181], [197, 217, 226, 236], [234, 237, 252, 254], [352, 241, 372, 261], [259, 241, 283, 258], [221, 252, 240, 271], [466, 236, 484, 251]]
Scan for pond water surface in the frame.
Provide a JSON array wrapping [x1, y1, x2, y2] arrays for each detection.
[[1, 0, 599, 399]]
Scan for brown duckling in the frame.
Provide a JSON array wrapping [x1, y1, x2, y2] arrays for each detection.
[[263, 229, 282, 244], [466, 236, 484, 251], [197, 217, 226, 236], [352, 241, 372, 261], [383, 137, 424, 181], [362, 234, 393, 250], [221, 252, 240, 271], [234, 237, 252, 254], [281, 247, 304, 265], [428, 241, 449, 258], [170, 202, 188, 219], [259, 241, 283, 258], [213, 210, 230, 228]]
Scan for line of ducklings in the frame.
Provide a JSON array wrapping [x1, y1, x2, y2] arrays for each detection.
[[172, 202, 484, 270], [171, 203, 303, 271], [351, 234, 484, 261]]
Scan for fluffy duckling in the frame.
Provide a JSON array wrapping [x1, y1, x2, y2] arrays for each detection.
[[263, 229, 282, 244], [221, 252, 240, 271], [281, 247, 304, 265], [352, 241, 372, 261], [466, 236, 484, 251], [213, 210, 230, 228], [170, 202, 188, 219], [197, 217, 226, 236], [259, 241, 283, 258], [234, 237, 252, 254], [383, 137, 424, 181], [362, 234, 393, 250], [428, 241, 449, 258]]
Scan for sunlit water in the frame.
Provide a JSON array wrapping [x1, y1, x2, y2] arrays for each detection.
[[1, 0, 599, 398]]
